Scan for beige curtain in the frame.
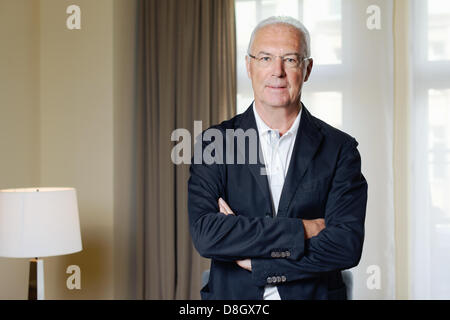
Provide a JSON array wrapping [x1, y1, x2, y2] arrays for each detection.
[[136, 0, 236, 299]]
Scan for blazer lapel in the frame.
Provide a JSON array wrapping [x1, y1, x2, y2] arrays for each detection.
[[236, 105, 274, 215], [276, 105, 324, 217]]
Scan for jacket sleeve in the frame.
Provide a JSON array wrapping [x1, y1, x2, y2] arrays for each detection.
[[251, 138, 368, 286], [188, 132, 305, 262]]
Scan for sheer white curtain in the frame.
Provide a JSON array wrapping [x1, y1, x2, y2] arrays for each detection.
[[411, 0, 450, 300], [235, 0, 396, 299]]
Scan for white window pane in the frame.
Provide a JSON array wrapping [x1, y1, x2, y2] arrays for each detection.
[[412, 0, 450, 299], [304, 0, 342, 65], [236, 1, 257, 49], [427, 88, 450, 299], [428, 0, 450, 61], [237, 93, 254, 114], [260, 0, 300, 18], [302, 91, 343, 129], [428, 89, 450, 211]]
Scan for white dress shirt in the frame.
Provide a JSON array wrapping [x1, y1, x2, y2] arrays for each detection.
[[253, 103, 302, 300]]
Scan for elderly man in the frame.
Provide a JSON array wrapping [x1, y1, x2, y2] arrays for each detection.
[[188, 16, 367, 300]]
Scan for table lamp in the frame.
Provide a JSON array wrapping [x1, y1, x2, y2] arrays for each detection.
[[0, 187, 82, 300]]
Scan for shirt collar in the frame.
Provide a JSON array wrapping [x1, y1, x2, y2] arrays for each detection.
[[253, 102, 302, 138]]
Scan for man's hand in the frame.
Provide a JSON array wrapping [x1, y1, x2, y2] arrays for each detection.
[[236, 259, 252, 271], [217, 199, 325, 269], [302, 218, 326, 239], [218, 198, 252, 272], [218, 198, 234, 215]]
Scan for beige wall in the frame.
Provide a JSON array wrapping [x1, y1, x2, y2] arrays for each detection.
[[0, 0, 40, 299], [0, 0, 137, 299]]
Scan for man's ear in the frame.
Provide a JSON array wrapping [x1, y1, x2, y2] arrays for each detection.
[[245, 55, 252, 79], [303, 58, 313, 82]]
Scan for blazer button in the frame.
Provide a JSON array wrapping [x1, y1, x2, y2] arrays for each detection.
[[267, 277, 272, 284], [276, 276, 282, 283], [280, 252, 286, 258], [271, 276, 277, 283], [281, 276, 287, 282], [265, 212, 272, 218], [271, 252, 277, 258], [286, 251, 291, 257]]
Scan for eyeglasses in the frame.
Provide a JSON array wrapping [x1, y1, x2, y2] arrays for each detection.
[[248, 53, 310, 69]]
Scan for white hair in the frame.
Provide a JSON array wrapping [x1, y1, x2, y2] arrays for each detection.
[[247, 16, 311, 58]]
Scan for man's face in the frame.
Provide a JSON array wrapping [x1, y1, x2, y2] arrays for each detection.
[[246, 24, 313, 109]]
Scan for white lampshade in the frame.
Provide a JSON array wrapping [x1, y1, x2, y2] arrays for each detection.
[[0, 187, 82, 258]]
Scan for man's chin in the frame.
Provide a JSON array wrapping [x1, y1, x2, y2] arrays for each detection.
[[261, 99, 290, 109], [260, 94, 292, 107]]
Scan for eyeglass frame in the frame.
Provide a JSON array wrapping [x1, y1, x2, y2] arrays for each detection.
[[247, 52, 311, 69]]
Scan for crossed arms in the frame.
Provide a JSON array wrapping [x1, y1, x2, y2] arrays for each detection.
[[218, 197, 325, 271], [188, 137, 368, 285]]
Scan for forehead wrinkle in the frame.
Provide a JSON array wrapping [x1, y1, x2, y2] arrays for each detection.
[[251, 24, 307, 56]]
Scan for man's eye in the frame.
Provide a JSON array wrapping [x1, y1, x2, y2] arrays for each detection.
[[260, 56, 272, 62], [285, 58, 298, 64]]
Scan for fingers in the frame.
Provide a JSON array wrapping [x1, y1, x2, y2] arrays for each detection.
[[236, 259, 252, 271], [303, 218, 326, 239], [302, 219, 311, 239], [219, 202, 229, 215], [218, 202, 226, 214], [218, 198, 234, 215], [220, 198, 234, 214], [316, 218, 326, 230]]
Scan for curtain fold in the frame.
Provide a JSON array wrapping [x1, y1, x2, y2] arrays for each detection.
[[136, 0, 236, 299]]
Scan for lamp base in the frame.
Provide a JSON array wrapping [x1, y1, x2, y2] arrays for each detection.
[[28, 258, 44, 300]]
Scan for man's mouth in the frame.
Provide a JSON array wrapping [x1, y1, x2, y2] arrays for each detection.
[[266, 85, 287, 90]]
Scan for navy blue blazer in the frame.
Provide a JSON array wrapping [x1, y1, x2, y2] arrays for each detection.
[[188, 104, 368, 300]]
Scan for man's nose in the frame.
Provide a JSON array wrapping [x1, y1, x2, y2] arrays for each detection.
[[271, 56, 286, 77]]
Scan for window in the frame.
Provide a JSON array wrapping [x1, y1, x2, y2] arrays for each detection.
[[428, 0, 450, 61], [412, 0, 450, 299]]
